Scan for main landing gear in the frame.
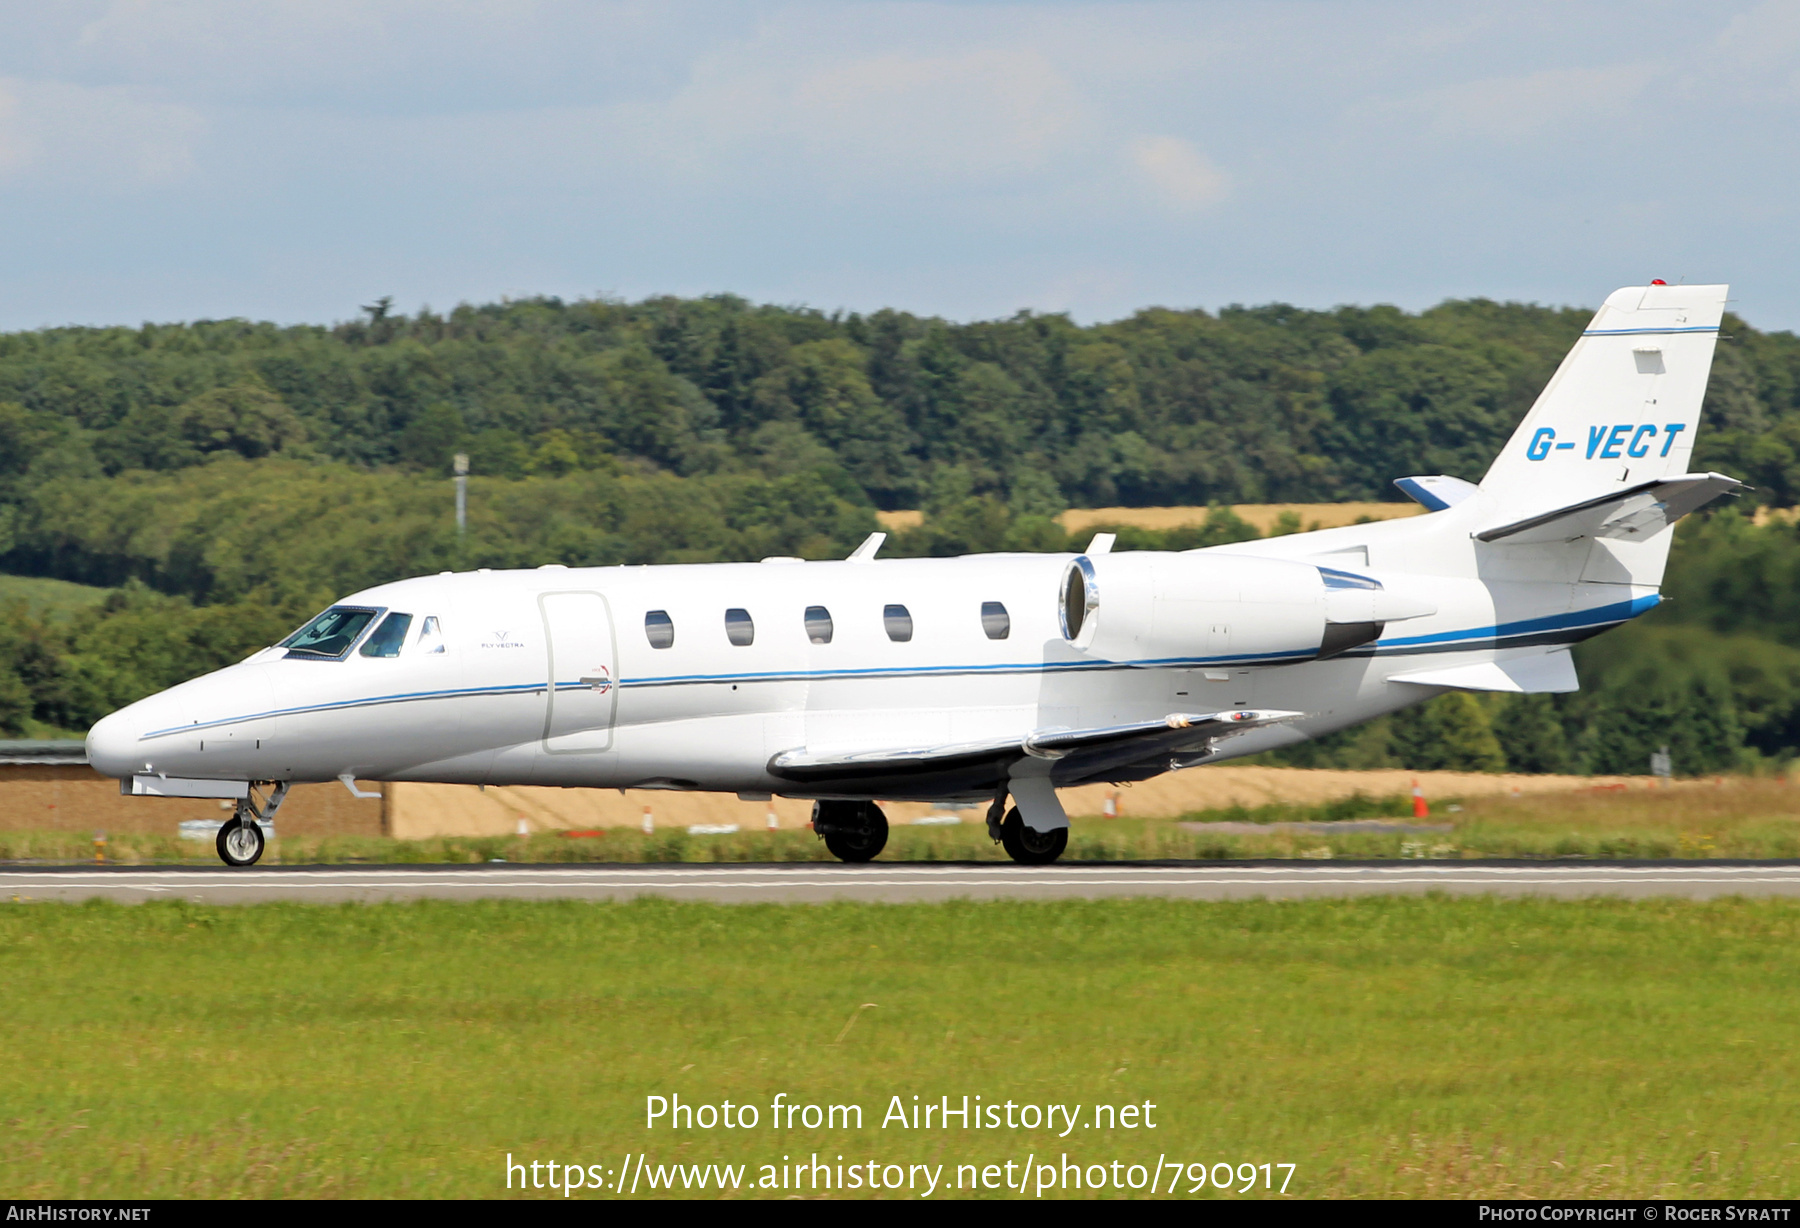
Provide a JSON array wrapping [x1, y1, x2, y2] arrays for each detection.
[[216, 782, 289, 867], [811, 792, 1070, 865], [986, 794, 1068, 865], [999, 808, 1068, 864], [812, 800, 889, 863]]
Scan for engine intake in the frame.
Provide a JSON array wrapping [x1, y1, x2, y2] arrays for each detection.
[[1059, 556, 1099, 644]]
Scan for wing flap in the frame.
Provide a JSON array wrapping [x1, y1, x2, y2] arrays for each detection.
[[767, 709, 1302, 786]]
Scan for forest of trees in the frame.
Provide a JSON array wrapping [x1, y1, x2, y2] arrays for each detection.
[[3, 290, 1800, 775]]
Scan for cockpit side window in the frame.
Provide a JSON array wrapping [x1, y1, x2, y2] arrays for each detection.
[[359, 612, 413, 658], [417, 616, 446, 654], [281, 606, 381, 660]]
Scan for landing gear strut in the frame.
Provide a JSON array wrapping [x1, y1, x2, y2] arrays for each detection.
[[216, 781, 289, 867], [813, 800, 888, 863]]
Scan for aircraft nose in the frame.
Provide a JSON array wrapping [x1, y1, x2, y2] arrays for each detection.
[[86, 709, 142, 779]]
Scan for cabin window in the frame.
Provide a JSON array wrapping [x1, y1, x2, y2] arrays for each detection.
[[281, 606, 381, 660], [645, 609, 675, 649], [804, 606, 833, 644], [725, 607, 755, 646], [359, 612, 413, 658], [981, 601, 1010, 640], [883, 604, 913, 642], [417, 616, 445, 654]]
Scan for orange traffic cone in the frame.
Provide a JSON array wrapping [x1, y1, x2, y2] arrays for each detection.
[[1412, 778, 1429, 819]]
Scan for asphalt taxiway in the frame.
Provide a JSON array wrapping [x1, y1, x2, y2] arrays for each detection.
[[6, 861, 1800, 904]]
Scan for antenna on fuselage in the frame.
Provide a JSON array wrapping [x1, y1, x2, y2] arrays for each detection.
[[847, 532, 886, 562]]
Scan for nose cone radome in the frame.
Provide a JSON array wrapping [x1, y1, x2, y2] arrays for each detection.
[[86, 708, 142, 779]]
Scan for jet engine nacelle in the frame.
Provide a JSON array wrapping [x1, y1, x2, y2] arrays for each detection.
[[1060, 551, 1435, 666]]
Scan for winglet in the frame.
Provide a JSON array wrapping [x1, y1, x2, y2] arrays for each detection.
[[1088, 532, 1116, 555], [847, 532, 886, 562]]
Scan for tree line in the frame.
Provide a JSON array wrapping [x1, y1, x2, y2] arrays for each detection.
[[2, 291, 1797, 516], [2, 290, 1799, 775]]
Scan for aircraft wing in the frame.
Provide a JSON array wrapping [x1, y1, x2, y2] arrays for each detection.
[[767, 708, 1302, 795], [1474, 472, 1742, 545]]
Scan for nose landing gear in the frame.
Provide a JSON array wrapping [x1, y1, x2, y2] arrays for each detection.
[[216, 813, 264, 866], [216, 781, 289, 867]]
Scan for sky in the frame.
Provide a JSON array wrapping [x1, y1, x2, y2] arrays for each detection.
[[3, 1, 1800, 332]]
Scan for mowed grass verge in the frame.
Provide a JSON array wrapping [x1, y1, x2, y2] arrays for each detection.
[[11, 779, 1800, 864], [3, 896, 1799, 1199]]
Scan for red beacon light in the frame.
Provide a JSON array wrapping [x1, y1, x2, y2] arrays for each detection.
[[1651, 279, 1667, 285]]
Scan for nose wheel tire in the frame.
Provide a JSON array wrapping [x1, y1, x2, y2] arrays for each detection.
[[1000, 807, 1067, 865], [216, 815, 265, 867], [814, 801, 889, 863]]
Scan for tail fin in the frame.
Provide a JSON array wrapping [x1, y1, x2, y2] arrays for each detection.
[[1479, 283, 1728, 509]]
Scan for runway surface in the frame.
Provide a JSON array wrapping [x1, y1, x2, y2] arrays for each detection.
[[7, 861, 1800, 904]]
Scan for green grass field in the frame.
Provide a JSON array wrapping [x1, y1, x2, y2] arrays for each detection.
[[0, 572, 112, 621], [3, 896, 1798, 1199], [12, 780, 1800, 865]]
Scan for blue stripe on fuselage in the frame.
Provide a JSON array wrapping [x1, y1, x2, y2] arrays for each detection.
[[137, 596, 1657, 741]]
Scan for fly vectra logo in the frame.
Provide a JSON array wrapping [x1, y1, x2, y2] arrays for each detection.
[[481, 629, 527, 649], [1525, 423, 1688, 462]]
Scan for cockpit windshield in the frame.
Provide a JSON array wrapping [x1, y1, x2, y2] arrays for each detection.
[[359, 612, 413, 658], [281, 606, 381, 660]]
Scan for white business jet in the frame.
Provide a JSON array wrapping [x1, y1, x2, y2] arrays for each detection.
[[88, 283, 1739, 867]]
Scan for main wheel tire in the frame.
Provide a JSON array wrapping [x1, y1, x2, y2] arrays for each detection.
[[1000, 807, 1067, 865], [216, 815, 265, 867], [816, 801, 889, 863]]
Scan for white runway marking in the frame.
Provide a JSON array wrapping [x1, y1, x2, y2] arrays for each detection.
[[7, 862, 1800, 903]]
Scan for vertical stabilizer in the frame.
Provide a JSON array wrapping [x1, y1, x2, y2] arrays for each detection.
[[1479, 284, 1727, 511]]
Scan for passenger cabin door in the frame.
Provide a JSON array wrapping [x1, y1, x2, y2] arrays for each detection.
[[539, 591, 617, 753]]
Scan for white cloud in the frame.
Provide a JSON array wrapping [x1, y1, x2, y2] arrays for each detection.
[[1127, 134, 1228, 209], [59, 0, 739, 110], [796, 48, 1083, 172], [610, 40, 1093, 194], [0, 76, 205, 187], [1699, 0, 1800, 100], [1400, 63, 1662, 143]]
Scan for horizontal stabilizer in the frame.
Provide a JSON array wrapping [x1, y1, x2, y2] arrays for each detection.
[[768, 709, 1302, 786], [1394, 474, 1478, 512], [1391, 650, 1578, 694], [1474, 472, 1742, 545]]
